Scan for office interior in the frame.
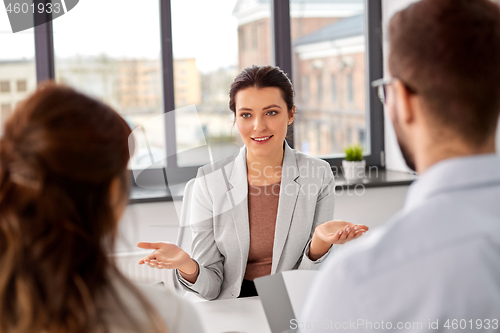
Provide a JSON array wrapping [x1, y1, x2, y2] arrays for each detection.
[[1, 0, 500, 332]]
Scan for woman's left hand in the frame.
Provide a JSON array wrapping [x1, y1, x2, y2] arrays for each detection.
[[308, 220, 369, 261], [314, 220, 369, 245]]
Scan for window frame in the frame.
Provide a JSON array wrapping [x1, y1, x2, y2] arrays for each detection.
[[272, 0, 384, 168], [17, 80, 27, 92], [317, 73, 323, 104], [32, 0, 384, 199], [346, 72, 354, 104], [0, 81, 10, 93], [331, 73, 337, 103]]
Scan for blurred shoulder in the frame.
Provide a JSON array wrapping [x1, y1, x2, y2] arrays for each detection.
[[323, 196, 500, 285]]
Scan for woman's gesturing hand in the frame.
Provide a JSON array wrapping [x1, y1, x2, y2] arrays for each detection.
[[308, 220, 369, 261], [137, 242, 197, 275], [314, 220, 369, 245]]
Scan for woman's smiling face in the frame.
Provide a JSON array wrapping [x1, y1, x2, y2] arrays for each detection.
[[235, 86, 294, 159]]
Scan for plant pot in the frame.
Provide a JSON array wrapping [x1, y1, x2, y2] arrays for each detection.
[[342, 160, 366, 181]]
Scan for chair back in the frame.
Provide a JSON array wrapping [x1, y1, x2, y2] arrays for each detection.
[[176, 178, 196, 254], [172, 178, 196, 292]]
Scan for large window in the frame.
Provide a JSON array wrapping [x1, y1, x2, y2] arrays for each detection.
[[11, 0, 384, 199], [0, 9, 36, 137], [170, 0, 271, 167], [292, 1, 368, 158], [52, 0, 165, 170]]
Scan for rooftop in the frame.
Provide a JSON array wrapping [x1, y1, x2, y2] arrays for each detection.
[[0, 59, 33, 64], [294, 14, 364, 46], [233, 0, 363, 18]]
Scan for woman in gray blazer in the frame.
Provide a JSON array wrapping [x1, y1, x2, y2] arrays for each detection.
[[138, 65, 368, 300]]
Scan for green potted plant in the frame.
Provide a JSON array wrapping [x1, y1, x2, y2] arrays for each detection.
[[342, 144, 365, 181]]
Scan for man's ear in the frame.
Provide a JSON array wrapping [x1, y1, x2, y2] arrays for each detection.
[[393, 80, 415, 125]]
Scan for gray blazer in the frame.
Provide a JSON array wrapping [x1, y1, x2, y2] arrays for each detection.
[[176, 142, 335, 300]]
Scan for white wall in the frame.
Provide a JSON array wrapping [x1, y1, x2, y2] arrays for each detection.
[[382, 0, 419, 172], [334, 186, 408, 229], [116, 202, 181, 252]]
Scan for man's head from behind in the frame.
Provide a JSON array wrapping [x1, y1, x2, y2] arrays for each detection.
[[387, 0, 500, 173]]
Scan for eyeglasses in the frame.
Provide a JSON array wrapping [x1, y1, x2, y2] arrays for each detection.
[[371, 78, 396, 105], [371, 78, 417, 105]]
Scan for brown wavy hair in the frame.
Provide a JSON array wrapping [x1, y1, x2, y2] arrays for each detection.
[[0, 82, 168, 333]]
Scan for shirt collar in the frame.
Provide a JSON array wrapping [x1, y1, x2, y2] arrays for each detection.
[[404, 153, 500, 212]]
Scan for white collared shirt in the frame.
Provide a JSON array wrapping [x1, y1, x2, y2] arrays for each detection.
[[299, 154, 500, 333]]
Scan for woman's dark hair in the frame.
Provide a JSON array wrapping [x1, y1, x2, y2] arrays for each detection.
[[229, 65, 295, 114], [0, 82, 167, 333]]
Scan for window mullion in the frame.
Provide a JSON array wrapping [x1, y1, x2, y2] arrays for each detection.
[[272, 0, 294, 148], [34, 0, 55, 83], [160, 0, 178, 168]]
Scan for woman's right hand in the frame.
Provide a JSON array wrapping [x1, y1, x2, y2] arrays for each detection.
[[137, 242, 197, 276]]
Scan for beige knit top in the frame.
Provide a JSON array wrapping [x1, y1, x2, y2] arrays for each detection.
[[243, 181, 281, 281]]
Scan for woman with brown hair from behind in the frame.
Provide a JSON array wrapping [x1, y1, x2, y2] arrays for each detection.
[[0, 82, 204, 333]]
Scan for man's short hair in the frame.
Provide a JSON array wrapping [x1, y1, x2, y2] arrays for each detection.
[[389, 0, 500, 145]]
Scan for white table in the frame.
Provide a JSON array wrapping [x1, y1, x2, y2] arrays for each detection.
[[192, 296, 272, 333]]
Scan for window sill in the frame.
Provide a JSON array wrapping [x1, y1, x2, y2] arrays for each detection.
[[128, 168, 417, 204], [334, 169, 418, 190], [129, 188, 173, 204]]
